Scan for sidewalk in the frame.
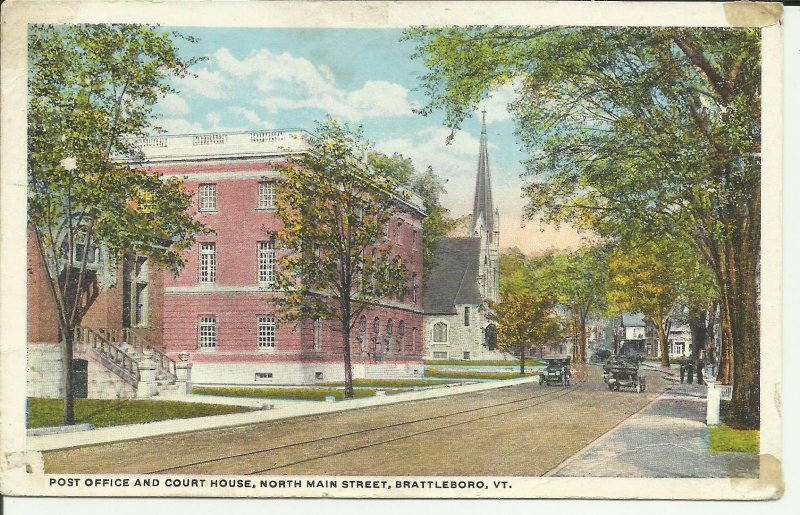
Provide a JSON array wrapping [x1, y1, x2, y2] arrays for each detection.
[[549, 382, 759, 478], [27, 376, 537, 452]]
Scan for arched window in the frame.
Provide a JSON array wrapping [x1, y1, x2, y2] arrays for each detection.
[[372, 317, 380, 352], [433, 322, 448, 343], [398, 321, 405, 353], [358, 315, 367, 352], [386, 319, 394, 352], [411, 273, 418, 304]]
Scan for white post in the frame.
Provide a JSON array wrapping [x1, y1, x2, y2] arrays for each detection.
[[175, 352, 193, 395], [136, 350, 157, 398], [706, 380, 721, 425]]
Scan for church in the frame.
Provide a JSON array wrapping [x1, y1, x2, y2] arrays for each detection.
[[423, 113, 505, 361]]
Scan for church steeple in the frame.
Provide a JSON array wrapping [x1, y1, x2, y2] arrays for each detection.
[[471, 110, 495, 241]]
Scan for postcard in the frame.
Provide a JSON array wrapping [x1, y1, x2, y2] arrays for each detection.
[[0, 0, 784, 500]]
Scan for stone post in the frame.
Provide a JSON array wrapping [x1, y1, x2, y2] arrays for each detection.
[[175, 352, 193, 395], [136, 350, 157, 398], [706, 380, 721, 425]]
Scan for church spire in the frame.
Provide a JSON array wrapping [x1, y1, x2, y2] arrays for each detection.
[[471, 110, 495, 241]]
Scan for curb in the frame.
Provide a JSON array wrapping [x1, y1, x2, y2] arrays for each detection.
[[28, 376, 538, 452]]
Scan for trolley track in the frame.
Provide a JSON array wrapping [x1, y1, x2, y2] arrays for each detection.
[[147, 376, 587, 475]]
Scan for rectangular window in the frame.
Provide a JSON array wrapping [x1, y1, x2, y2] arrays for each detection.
[[199, 316, 217, 349], [255, 372, 273, 381], [433, 351, 448, 360], [258, 316, 276, 349], [464, 306, 471, 326], [313, 319, 322, 352], [258, 181, 276, 209], [258, 239, 276, 286], [199, 184, 217, 211], [463, 352, 471, 360], [199, 243, 216, 283], [412, 230, 418, 250]]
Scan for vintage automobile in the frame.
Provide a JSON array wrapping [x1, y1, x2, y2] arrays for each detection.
[[603, 356, 646, 392], [539, 356, 571, 386]]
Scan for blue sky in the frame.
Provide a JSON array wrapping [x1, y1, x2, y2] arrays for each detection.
[[155, 27, 583, 253]]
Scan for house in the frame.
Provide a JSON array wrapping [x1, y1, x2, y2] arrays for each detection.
[[423, 112, 505, 361]]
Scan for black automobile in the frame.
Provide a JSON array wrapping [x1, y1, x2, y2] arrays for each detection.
[[539, 356, 571, 386]]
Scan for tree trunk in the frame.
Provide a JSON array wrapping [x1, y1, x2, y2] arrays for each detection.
[[519, 346, 526, 375], [577, 314, 588, 363], [658, 325, 669, 368], [689, 308, 707, 385], [341, 320, 354, 399], [717, 309, 733, 384], [62, 325, 75, 425]]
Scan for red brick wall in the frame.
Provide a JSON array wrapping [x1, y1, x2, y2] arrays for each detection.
[[27, 233, 59, 343], [152, 158, 425, 365]]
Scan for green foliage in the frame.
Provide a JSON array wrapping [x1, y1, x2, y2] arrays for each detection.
[[27, 24, 209, 424], [709, 425, 760, 454], [406, 26, 761, 425], [488, 292, 564, 363], [409, 166, 456, 282], [28, 24, 208, 272], [27, 398, 249, 428], [275, 118, 410, 324], [192, 386, 408, 401], [424, 369, 537, 380]]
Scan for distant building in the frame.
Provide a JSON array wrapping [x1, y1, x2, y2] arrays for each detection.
[[424, 113, 505, 361]]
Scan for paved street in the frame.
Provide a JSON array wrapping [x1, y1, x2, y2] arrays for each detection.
[[43, 366, 671, 476]]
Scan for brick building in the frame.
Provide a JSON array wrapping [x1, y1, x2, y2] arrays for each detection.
[[141, 130, 427, 385]]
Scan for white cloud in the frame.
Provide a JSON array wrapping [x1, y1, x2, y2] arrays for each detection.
[[480, 80, 520, 123], [173, 67, 234, 100], [213, 47, 418, 121], [155, 117, 205, 135], [158, 94, 190, 116], [228, 107, 275, 129]]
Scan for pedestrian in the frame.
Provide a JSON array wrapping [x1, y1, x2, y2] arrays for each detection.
[[686, 360, 694, 384], [679, 359, 685, 383]]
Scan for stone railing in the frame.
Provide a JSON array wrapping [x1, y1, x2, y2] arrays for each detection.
[[121, 328, 177, 382], [133, 129, 312, 161], [74, 327, 139, 387]]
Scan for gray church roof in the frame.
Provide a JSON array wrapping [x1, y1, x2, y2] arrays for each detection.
[[423, 237, 483, 314]]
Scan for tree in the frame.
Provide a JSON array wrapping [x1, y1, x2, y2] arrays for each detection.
[[408, 166, 455, 282], [524, 247, 609, 363], [489, 293, 563, 374], [406, 27, 761, 428], [275, 119, 410, 399], [367, 153, 454, 282], [28, 25, 207, 425], [607, 241, 681, 368]]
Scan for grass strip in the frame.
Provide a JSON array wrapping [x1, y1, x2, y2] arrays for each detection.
[[316, 378, 458, 388], [424, 359, 544, 367], [27, 398, 250, 429], [193, 386, 411, 401], [424, 368, 537, 380], [709, 425, 759, 454]]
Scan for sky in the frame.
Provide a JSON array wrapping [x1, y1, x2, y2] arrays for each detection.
[[155, 27, 585, 254]]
